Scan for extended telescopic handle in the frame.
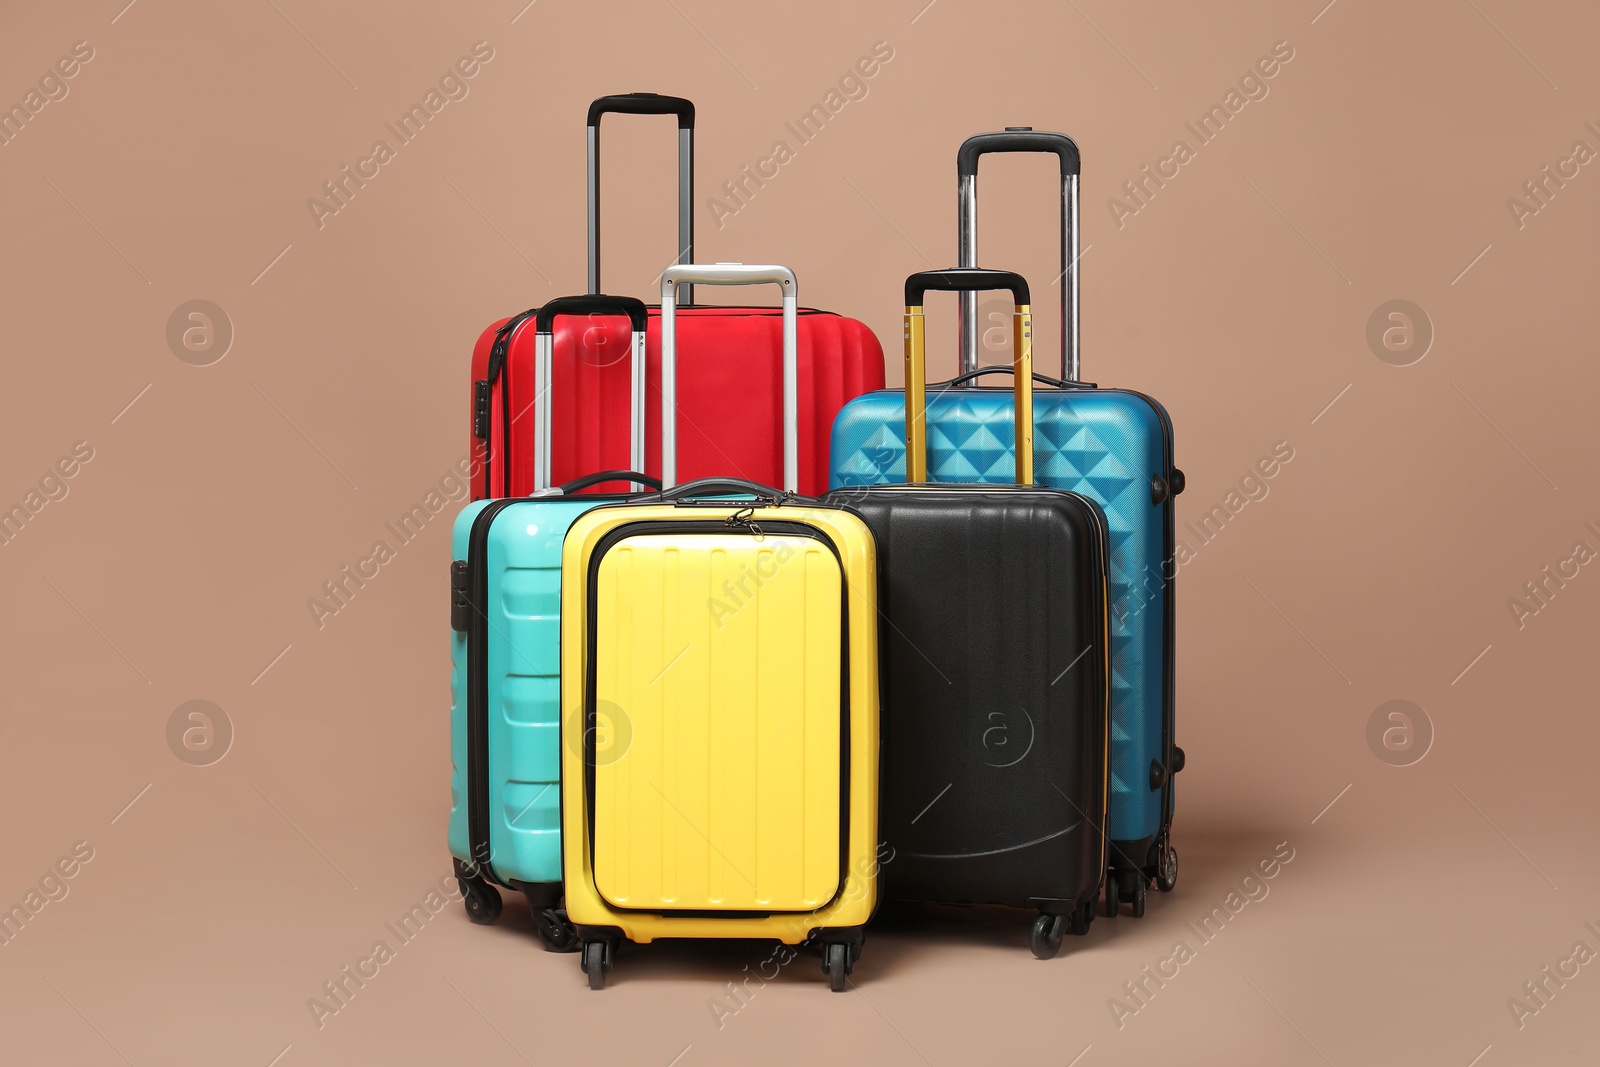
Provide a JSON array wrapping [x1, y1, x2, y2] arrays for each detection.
[[903, 269, 1035, 485], [532, 295, 649, 492], [587, 93, 695, 304], [956, 127, 1081, 383], [659, 263, 798, 492]]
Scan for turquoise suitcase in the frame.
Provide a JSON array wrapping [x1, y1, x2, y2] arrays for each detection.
[[448, 295, 654, 949]]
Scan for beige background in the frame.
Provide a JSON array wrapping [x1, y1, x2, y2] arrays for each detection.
[[2, 0, 1598, 1064]]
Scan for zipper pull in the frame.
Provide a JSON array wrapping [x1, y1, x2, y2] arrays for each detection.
[[725, 506, 764, 541]]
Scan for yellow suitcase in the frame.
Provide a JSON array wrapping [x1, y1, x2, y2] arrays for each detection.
[[560, 265, 881, 991]]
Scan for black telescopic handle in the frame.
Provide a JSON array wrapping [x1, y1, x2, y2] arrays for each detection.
[[586, 93, 695, 129], [587, 94, 695, 301], [535, 295, 648, 334], [556, 469, 662, 495], [905, 268, 1030, 306], [655, 477, 787, 502], [957, 129, 1079, 177]]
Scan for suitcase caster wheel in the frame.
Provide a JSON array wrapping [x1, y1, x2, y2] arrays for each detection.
[[1068, 899, 1094, 936], [1130, 877, 1148, 918], [459, 877, 502, 925], [582, 941, 612, 991], [535, 908, 578, 953], [1104, 877, 1120, 917], [822, 943, 851, 992], [1155, 841, 1178, 893], [1030, 913, 1067, 960]]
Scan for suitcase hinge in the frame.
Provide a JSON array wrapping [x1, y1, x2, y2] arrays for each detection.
[[450, 559, 471, 632], [473, 380, 492, 440]]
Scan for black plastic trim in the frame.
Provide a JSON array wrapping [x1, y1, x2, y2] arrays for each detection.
[[905, 269, 1030, 307], [536, 294, 648, 335], [587, 92, 695, 129], [957, 129, 1081, 178], [465, 499, 519, 880]]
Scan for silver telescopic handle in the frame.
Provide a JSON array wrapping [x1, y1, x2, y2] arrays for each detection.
[[532, 300, 649, 492], [587, 117, 693, 305], [659, 263, 798, 492], [956, 134, 1080, 383]]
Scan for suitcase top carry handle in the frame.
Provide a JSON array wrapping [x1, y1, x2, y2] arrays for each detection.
[[531, 295, 651, 492], [587, 93, 694, 304], [659, 263, 799, 493], [956, 127, 1080, 384], [904, 268, 1035, 485], [655, 477, 786, 503], [539, 469, 663, 496], [937, 366, 1079, 390]]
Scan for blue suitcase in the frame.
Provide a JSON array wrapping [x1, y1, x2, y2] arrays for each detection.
[[829, 130, 1184, 916], [448, 295, 655, 949]]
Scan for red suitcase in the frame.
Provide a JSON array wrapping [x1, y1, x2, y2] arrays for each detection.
[[468, 94, 884, 499]]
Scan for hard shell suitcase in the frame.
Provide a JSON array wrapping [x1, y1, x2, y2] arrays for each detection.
[[829, 131, 1183, 911], [560, 264, 881, 992], [448, 295, 658, 950], [468, 93, 885, 500], [824, 269, 1110, 958]]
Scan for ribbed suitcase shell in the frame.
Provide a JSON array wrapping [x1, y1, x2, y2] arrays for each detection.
[[830, 386, 1173, 856], [560, 501, 879, 942], [821, 485, 1108, 908], [470, 308, 884, 499], [447, 496, 617, 891]]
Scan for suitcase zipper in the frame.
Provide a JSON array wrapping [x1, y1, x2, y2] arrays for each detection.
[[482, 310, 537, 497], [463, 499, 519, 880]]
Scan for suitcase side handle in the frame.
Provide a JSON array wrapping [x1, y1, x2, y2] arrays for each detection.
[[531, 295, 651, 492], [956, 127, 1080, 384], [587, 93, 695, 304], [903, 268, 1035, 485], [659, 263, 799, 493]]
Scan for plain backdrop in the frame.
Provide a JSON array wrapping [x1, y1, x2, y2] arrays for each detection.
[[1, 1, 1597, 1064]]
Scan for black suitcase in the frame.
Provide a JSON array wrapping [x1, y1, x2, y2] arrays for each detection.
[[824, 269, 1110, 959]]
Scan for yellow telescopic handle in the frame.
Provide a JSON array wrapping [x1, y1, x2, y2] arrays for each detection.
[[902, 269, 1035, 485]]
